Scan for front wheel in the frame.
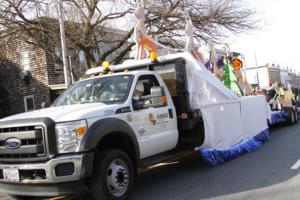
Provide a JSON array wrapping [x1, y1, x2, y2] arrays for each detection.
[[91, 149, 135, 200], [8, 195, 31, 200]]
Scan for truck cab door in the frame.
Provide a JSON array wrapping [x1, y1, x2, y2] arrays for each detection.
[[131, 74, 178, 159]]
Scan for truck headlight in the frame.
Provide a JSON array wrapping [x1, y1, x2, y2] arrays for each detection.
[[55, 120, 87, 154]]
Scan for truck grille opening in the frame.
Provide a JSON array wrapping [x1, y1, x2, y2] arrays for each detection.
[[0, 126, 46, 162], [0, 169, 3, 179], [19, 169, 46, 181]]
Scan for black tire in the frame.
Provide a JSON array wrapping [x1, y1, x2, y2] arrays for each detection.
[[288, 110, 296, 125], [8, 195, 31, 200], [91, 149, 135, 200]]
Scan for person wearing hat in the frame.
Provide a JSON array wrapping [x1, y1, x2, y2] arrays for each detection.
[[133, 81, 145, 110], [133, 81, 152, 109], [134, 81, 145, 97]]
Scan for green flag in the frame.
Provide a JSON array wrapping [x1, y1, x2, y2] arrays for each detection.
[[223, 57, 242, 96]]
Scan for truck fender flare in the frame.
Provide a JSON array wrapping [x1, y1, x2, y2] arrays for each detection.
[[80, 117, 140, 162]]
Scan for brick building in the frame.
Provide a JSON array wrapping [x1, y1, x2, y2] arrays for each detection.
[[268, 64, 281, 84], [246, 64, 300, 91], [0, 24, 129, 117], [0, 37, 69, 116]]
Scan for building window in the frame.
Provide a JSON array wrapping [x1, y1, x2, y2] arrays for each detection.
[[54, 48, 63, 71], [24, 95, 35, 112], [78, 50, 86, 68], [20, 51, 30, 71]]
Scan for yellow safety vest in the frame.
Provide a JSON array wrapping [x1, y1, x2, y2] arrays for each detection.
[[279, 87, 285, 97]]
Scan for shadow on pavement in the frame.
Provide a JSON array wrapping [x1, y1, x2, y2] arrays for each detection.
[[1, 124, 300, 200], [130, 123, 300, 200]]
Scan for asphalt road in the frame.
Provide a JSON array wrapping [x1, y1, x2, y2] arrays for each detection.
[[1, 123, 300, 200]]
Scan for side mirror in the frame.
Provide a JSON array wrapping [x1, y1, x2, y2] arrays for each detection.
[[149, 86, 164, 107], [142, 86, 166, 108], [133, 86, 166, 110], [41, 102, 50, 109]]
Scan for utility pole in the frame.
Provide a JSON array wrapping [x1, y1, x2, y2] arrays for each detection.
[[57, 0, 71, 88], [254, 52, 260, 87]]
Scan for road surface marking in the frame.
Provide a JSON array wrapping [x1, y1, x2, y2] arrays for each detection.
[[291, 159, 300, 170], [50, 197, 65, 200]]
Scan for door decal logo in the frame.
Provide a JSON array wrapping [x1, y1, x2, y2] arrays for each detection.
[[156, 113, 169, 128], [148, 113, 157, 125]]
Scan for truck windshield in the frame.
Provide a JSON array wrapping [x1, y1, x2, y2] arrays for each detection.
[[52, 75, 133, 107]]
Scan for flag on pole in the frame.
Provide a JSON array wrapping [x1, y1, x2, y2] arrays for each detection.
[[223, 56, 242, 95]]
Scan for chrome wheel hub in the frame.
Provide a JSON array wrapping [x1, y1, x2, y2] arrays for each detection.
[[107, 159, 129, 197]]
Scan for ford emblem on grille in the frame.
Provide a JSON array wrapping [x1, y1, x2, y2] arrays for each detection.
[[5, 138, 22, 149]]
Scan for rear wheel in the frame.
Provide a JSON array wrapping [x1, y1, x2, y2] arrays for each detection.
[[288, 110, 296, 125], [179, 121, 205, 149], [91, 149, 135, 200]]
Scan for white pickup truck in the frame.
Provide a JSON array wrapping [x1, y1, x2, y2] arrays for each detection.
[[0, 52, 269, 200]]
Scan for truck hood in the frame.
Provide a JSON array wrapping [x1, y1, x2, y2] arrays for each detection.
[[0, 103, 120, 123]]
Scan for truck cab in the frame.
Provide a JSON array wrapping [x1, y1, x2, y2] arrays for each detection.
[[0, 56, 204, 199]]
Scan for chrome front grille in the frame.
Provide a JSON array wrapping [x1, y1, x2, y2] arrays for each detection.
[[0, 126, 46, 161]]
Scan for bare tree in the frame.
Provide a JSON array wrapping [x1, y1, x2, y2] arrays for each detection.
[[0, 0, 259, 79], [127, 0, 259, 46]]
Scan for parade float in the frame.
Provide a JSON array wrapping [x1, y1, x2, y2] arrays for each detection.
[[267, 83, 298, 125], [86, 6, 272, 165], [0, 5, 297, 200]]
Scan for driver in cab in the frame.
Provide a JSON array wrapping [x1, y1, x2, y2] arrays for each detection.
[[134, 81, 145, 98], [133, 82, 151, 109]]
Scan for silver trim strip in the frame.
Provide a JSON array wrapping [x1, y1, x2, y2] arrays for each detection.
[[0, 154, 83, 184], [0, 130, 40, 141]]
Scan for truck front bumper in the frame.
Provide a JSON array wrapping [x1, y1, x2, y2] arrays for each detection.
[[0, 152, 94, 196]]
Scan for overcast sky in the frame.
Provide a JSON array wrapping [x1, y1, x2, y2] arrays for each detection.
[[105, 0, 300, 72], [228, 0, 300, 72], [58, 0, 300, 72]]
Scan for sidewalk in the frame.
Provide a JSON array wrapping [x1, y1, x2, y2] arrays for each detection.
[[0, 192, 11, 200]]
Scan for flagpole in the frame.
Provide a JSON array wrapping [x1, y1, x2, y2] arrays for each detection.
[[254, 52, 260, 87], [57, 0, 71, 88]]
